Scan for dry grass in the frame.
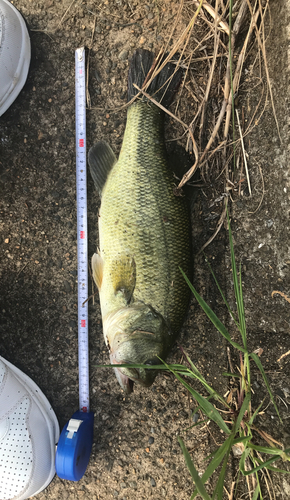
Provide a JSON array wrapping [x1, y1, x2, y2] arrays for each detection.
[[133, 0, 276, 251]]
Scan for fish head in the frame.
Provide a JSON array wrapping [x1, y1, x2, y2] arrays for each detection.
[[104, 303, 170, 393]]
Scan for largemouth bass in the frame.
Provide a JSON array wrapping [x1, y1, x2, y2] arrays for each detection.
[[89, 49, 191, 393]]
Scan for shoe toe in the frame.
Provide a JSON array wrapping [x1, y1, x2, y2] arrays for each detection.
[[0, 358, 59, 500]]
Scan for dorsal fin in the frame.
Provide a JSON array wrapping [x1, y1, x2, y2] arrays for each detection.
[[88, 140, 117, 195]]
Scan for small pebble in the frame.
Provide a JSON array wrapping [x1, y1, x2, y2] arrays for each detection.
[[63, 280, 71, 293], [150, 478, 156, 487], [266, 219, 274, 228], [118, 49, 128, 61], [129, 481, 137, 489], [4, 238, 9, 244], [148, 436, 154, 445]]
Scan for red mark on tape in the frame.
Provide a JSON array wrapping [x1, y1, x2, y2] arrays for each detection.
[[81, 320, 86, 327], [80, 231, 85, 239], [82, 406, 87, 413], [79, 138, 84, 147]]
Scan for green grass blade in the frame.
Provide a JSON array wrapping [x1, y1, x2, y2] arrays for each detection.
[[248, 399, 265, 425], [227, 211, 247, 348], [232, 435, 251, 446], [94, 362, 187, 370], [238, 262, 247, 349], [167, 366, 231, 435], [213, 442, 234, 500], [191, 434, 245, 499], [204, 435, 250, 466], [182, 351, 228, 406], [178, 437, 212, 500], [249, 352, 282, 422], [180, 269, 246, 353], [239, 447, 251, 476], [247, 443, 290, 458], [205, 256, 239, 329], [252, 485, 261, 500], [237, 262, 251, 386], [259, 463, 290, 474], [236, 391, 251, 429], [240, 451, 287, 475], [183, 419, 209, 432]]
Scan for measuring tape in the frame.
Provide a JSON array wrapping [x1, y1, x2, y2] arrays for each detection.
[[75, 46, 89, 413], [55, 47, 94, 482]]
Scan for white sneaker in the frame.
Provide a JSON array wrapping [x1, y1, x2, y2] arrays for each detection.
[[0, 0, 31, 116], [0, 357, 60, 500]]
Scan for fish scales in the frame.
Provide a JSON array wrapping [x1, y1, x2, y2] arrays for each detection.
[[89, 49, 192, 392], [99, 101, 191, 335]]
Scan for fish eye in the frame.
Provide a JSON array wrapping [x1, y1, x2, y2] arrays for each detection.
[[144, 358, 159, 366], [146, 308, 158, 319]]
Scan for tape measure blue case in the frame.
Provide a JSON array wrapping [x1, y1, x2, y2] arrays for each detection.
[[55, 411, 94, 481]]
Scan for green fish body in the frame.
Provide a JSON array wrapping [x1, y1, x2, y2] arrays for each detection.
[[89, 50, 191, 392]]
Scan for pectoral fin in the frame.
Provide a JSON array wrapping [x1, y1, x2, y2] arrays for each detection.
[[111, 254, 136, 304], [92, 251, 104, 290], [88, 140, 117, 195]]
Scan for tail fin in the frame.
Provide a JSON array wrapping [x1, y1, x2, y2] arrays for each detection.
[[128, 49, 182, 108]]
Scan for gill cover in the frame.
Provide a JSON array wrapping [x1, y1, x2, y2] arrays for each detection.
[[104, 303, 170, 393]]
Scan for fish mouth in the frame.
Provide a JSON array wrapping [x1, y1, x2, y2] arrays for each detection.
[[110, 353, 136, 394], [110, 352, 159, 393], [113, 366, 134, 394]]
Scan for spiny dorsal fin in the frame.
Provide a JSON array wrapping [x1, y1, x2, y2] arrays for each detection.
[[111, 254, 136, 304], [91, 251, 104, 290], [88, 140, 117, 195]]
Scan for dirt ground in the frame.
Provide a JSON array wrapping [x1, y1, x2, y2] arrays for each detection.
[[0, 0, 290, 499]]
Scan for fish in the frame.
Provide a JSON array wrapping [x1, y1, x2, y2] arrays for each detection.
[[88, 49, 192, 393]]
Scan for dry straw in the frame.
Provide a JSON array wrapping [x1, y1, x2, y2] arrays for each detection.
[[135, 0, 277, 251]]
